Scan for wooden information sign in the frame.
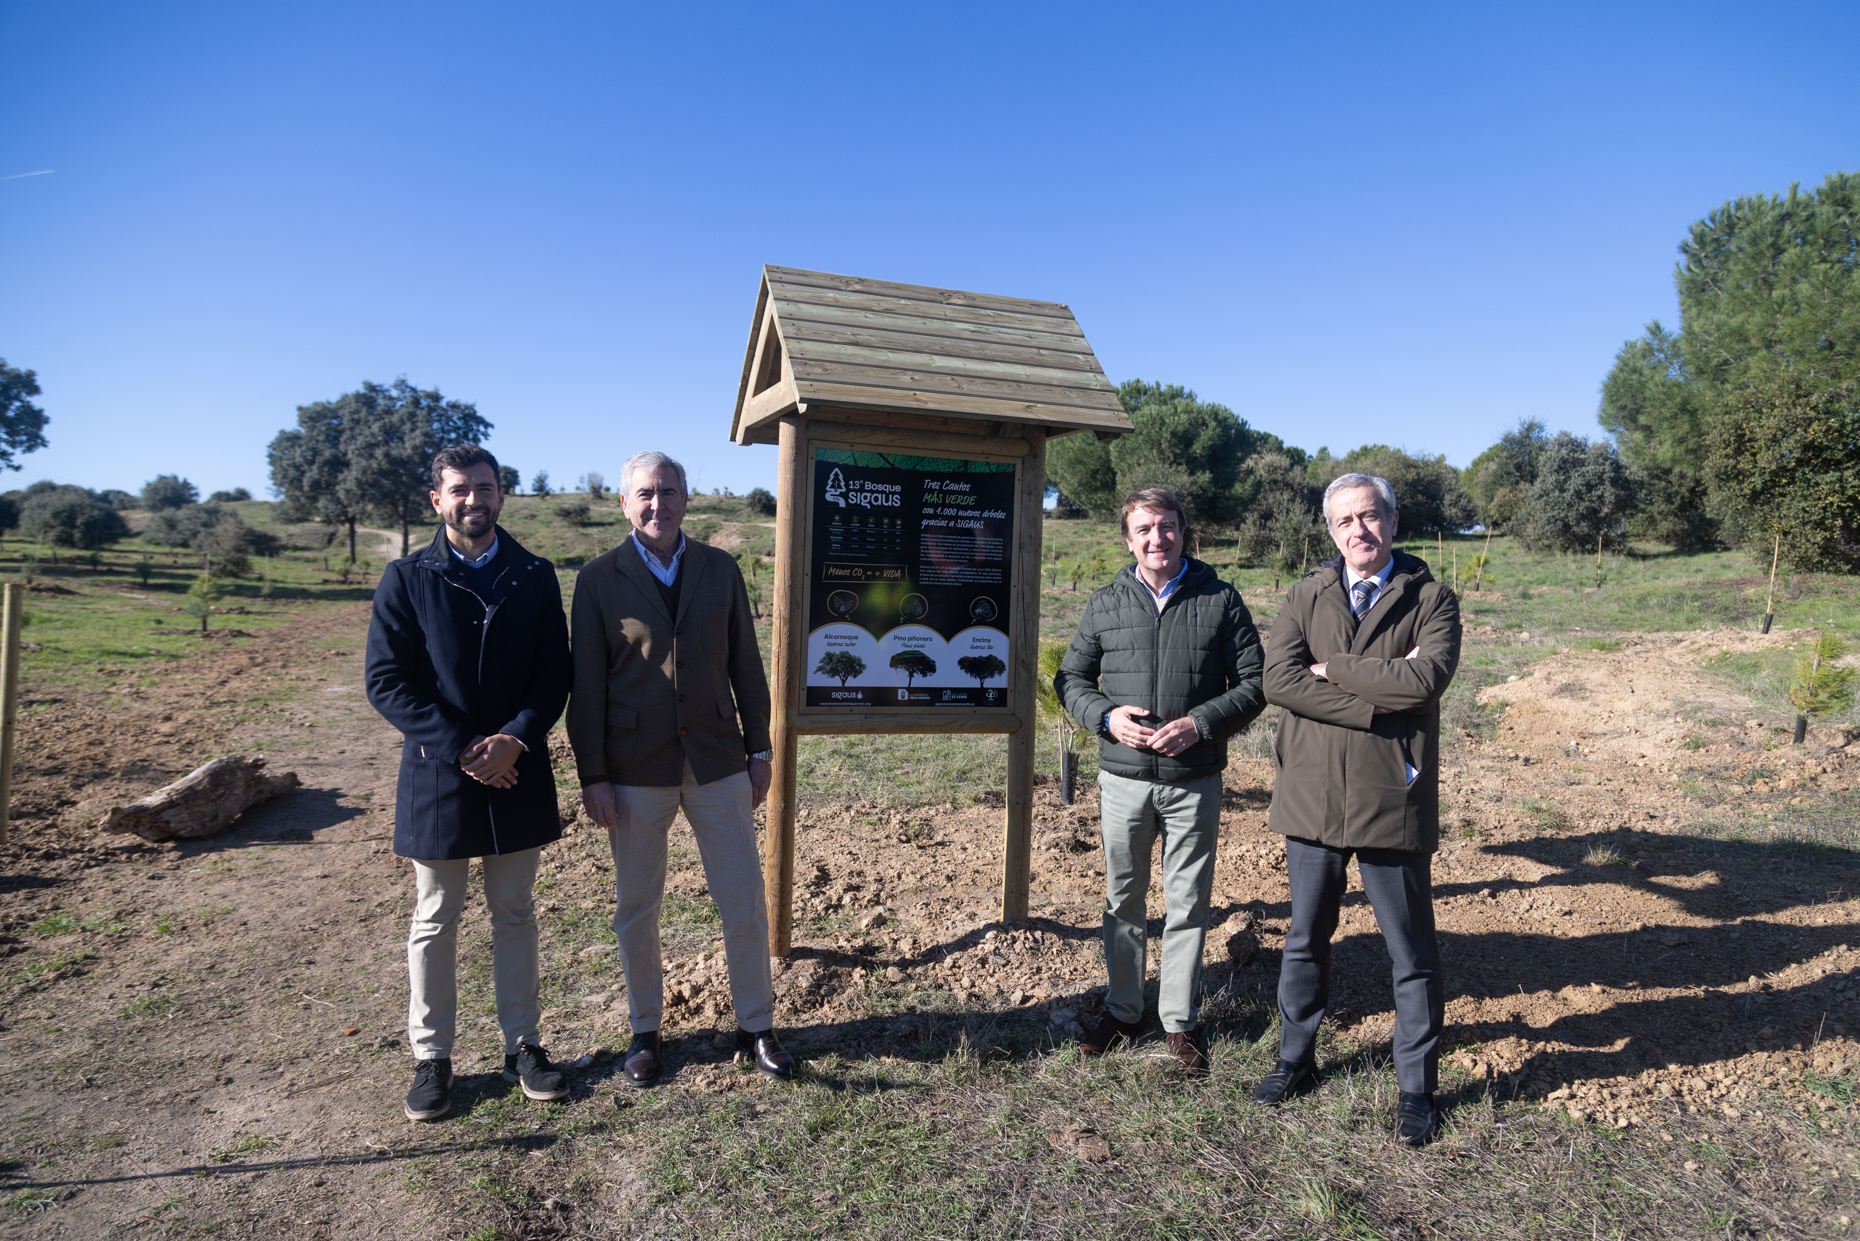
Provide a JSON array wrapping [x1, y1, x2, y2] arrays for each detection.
[[729, 266, 1133, 953]]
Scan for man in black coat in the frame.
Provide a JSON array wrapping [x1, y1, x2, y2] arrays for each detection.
[[365, 445, 573, 1122]]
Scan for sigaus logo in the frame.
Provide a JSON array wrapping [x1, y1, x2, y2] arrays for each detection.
[[824, 468, 846, 507]]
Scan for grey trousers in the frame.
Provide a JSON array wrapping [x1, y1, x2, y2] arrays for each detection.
[[1277, 836, 1443, 1094], [407, 848, 543, 1060], [1098, 770, 1221, 1033], [608, 763, 774, 1036]]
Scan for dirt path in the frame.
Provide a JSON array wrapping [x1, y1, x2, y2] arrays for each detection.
[[0, 604, 430, 1237], [3, 617, 1858, 1234]]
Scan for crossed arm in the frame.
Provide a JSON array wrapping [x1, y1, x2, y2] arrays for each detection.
[[1262, 590, 1462, 725]]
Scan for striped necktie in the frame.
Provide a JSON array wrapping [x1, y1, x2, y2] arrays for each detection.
[[1351, 578, 1375, 618]]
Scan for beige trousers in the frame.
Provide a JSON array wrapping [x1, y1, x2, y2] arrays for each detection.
[[407, 848, 542, 1060], [608, 763, 774, 1035], [1098, 770, 1222, 1033]]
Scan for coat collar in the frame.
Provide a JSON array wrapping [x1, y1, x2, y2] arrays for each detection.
[[1308, 550, 1435, 653], [415, 525, 539, 605], [613, 534, 708, 626], [1112, 557, 1216, 610]]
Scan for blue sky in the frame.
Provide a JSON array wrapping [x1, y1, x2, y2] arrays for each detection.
[[1, 2, 1854, 498]]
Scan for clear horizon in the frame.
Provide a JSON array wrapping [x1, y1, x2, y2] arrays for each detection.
[[2, 2, 1854, 499]]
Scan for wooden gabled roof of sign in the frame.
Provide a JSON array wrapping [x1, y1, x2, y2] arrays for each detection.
[[729, 265, 1134, 446]]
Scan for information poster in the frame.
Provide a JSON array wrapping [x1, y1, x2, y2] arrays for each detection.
[[806, 448, 1016, 709]]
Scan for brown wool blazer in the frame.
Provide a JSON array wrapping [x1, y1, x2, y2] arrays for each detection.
[[567, 536, 772, 789]]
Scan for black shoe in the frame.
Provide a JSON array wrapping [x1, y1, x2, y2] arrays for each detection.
[[1078, 1012, 1142, 1056], [1395, 1091, 1437, 1146], [403, 1058, 453, 1122], [1252, 1059, 1317, 1106], [502, 1043, 569, 1102], [736, 1027, 797, 1081], [623, 1031, 662, 1088]]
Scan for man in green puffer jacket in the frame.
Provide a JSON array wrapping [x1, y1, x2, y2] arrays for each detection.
[[1056, 487, 1266, 1076], [1252, 472, 1461, 1147]]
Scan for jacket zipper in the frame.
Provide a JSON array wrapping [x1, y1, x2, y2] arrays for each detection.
[[430, 554, 532, 857], [1145, 571, 1184, 778]]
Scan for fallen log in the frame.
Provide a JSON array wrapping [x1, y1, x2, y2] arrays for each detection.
[[101, 755, 301, 842]]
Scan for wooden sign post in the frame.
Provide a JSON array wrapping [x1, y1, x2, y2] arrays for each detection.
[[730, 267, 1132, 953]]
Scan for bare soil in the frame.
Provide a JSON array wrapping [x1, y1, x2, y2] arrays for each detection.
[[3, 609, 1858, 1235]]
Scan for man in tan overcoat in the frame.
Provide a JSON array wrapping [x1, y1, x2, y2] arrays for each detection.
[[568, 450, 796, 1088], [1255, 471, 1461, 1145]]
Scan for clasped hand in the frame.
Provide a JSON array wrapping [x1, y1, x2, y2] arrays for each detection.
[[581, 758, 772, 831], [459, 734, 522, 788], [1309, 648, 1420, 715], [1105, 704, 1199, 757]]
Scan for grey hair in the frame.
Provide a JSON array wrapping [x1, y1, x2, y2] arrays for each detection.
[[619, 450, 688, 497], [1322, 472, 1397, 524]]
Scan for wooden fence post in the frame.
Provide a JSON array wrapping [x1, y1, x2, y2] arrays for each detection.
[[0, 582, 22, 846]]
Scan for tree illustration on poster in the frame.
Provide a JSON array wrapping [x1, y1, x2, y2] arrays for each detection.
[[957, 653, 1006, 689], [890, 650, 936, 687], [814, 651, 866, 686]]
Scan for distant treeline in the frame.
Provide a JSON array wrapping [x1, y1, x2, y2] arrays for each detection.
[[1053, 172, 1857, 573]]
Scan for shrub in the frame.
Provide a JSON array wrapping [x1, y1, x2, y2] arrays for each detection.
[[142, 503, 266, 576], [205, 487, 252, 503], [530, 470, 552, 497], [140, 474, 198, 510], [497, 465, 520, 495], [1789, 632, 1855, 724], [554, 500, 591, 527], [745, 487, 776, 517], [1515, 433, 1642, 554], [183, 572, 222, 633], [19, 486, 128, 549]]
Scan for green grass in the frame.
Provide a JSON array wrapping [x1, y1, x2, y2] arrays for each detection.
[[27, 912, 125, 936], [117, 992, 176, 1018], [209, 1133, 282, 1163], [8, 950, 94, 987], [1798, 1071, 1858, 1108], [1519, 797, 1569, 832], [1581, 841, 1631, 867], [0, 502, 387, 689]]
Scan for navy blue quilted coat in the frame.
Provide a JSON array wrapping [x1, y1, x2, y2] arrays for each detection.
[[1055, 558, 1266, 782]]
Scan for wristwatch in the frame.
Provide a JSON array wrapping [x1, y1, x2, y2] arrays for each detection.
[[749, 749, 773, 762]]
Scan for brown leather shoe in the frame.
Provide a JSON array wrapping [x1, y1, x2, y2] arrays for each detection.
[[1166, 1030, 1209, 1077], [623, 1031, 661, 1088], [737, 1027, 797, 1081], [1079, 1011, 1142, 1056]]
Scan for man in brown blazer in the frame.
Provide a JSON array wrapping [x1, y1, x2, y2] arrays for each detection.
[[567, 450, 795, 1088], [1255, 472, 1461, 1146]]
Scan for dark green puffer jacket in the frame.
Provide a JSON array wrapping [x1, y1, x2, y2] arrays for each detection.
[[1055, 558, 1266, 782]]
